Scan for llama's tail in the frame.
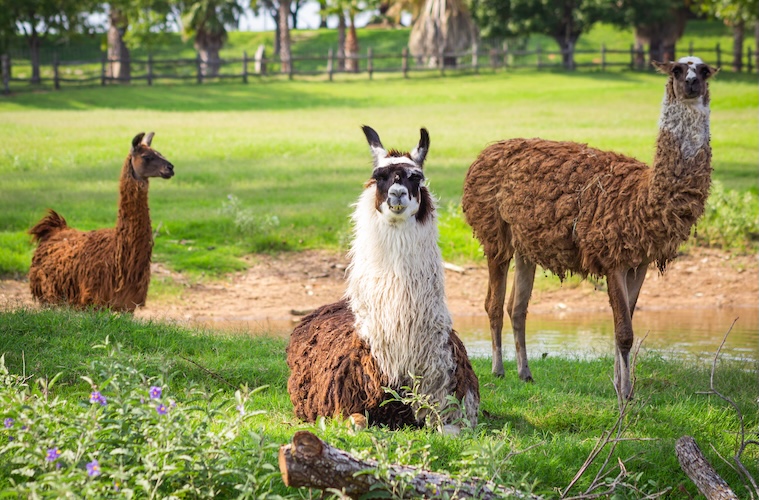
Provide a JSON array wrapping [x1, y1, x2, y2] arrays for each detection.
[[29, 209, 68, 244]]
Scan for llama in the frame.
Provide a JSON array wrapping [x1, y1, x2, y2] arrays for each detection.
[[287, 126, 480, 429], [29, 132, 174, 312], [462, 57, 718, 400]]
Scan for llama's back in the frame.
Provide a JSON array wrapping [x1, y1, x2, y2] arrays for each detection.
[[463, 138, 651, 277], [29, 222, 144, 311]]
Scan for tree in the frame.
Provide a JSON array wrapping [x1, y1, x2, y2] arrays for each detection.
[[697, 0, 759, 71], [323, 0, 377, 72], [469, 0, 612, 69], [1, 0, 95, 83], [180, 0, 243, 77], [613, 0, 690, 66], [409, 0, 477, 68], [278, 0, 291, 72]]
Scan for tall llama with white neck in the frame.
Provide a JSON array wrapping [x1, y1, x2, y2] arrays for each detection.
[[462, 57, 718, 401], [287, 126, 479, 429]]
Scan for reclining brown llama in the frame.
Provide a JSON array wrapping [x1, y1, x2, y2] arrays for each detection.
[[287, 126, 480, 430], [28, 132, 174, 312]]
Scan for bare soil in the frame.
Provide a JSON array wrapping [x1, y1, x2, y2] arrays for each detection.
[[2, 248, 756, 330]]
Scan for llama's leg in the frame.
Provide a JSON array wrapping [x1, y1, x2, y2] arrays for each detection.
[[625, 264, 648, 317], [485, 257, 509, 377], [507, 252, 537, 382], [607, 268, 634, 401]]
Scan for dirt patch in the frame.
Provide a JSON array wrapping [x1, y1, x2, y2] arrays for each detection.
[[2, 247, 756, 331]]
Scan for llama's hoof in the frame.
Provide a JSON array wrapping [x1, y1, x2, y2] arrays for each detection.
[[493, 371, 505, 378], [522, 376, 534, 383]]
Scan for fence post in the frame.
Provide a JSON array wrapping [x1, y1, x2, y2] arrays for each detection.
[[101, 53, 106, 86], [748, 47, 753, 73], [715, 43, 721, 68], [489, 48, 497, 71], [255, 45, 266, 75], [536, 44, 542, 69], [503, 41, 509, 68], [327, 48, 334, 81], [147, 53, 153, 86], [196, 53, 202, 84], [601, 44, 606, 71], [367, 48, 373, 80], [53, 53, 60, 90], [242, 51, 248, 83], [471, 41, 478, 73], [2, 54, 10, 94], [402, 47, 409, 78]]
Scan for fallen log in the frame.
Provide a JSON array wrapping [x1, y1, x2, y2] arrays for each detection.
[[279, 430, 540, 499], [675, 435, 738, 500]]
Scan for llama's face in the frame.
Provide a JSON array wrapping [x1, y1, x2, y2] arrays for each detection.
[[654, 56, 718, 103], [129, 132, 175, 181], [362, 126, 433, 224]]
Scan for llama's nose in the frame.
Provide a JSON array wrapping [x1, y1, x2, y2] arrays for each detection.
[[388, 184, 407, 199]]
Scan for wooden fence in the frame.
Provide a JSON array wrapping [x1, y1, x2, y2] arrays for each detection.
[[2, 40, 755, 93]]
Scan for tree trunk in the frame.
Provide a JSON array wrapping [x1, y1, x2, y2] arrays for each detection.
[[194, 33, 223, 77], [27, 28, 41, 84], [279, 0, 292, 73], [107, 7, 131, 82], [271, 8, 281, 55], [408, 0, 476, 68], [675, 436, 739, 500], [337, 13, 346, 71], [290, 0, 299, 30], [553, 35, 579, 70], [279, 431, 538, 499], [635, 7, 689, 64], [732, 20, 744, 72], [345, 14, 359, 73]]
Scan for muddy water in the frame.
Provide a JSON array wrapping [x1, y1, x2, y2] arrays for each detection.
[[193, 307, 758, 362]]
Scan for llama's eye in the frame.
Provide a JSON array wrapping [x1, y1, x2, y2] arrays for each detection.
[[700, 67, 710, 77], [141, 154, 151, 160], [374, 173, 388, 182], [673, 67, 682, 78], [409, 174, 424, 183]]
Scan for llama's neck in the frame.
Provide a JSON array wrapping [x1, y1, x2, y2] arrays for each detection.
[[345, 187, 453, 388], [644, 90, 712, 261], [116, 156, 154, 268]]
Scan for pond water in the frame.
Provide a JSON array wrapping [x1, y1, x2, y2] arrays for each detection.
[[194, 306, 758, 363]]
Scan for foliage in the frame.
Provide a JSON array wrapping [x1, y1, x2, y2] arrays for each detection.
[[0, 346, 281, 498], [179, 0, 245, 47], [695, 0, 759, 26], [693, 180, 759, 253], [220, 194, 280, 236]]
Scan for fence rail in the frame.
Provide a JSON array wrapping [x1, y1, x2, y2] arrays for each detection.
[[2, 40, 755, 93]]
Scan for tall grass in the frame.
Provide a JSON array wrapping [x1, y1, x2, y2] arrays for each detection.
[[0, 308, 756, 498]]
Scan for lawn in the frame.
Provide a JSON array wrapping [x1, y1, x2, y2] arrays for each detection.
[[1, 69, 757, 278], [0, 308, 756, 498]]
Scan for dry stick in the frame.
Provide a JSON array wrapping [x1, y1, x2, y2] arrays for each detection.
[[177, 354, 236, 389], [675, 436, 739, 500], [278, 430, 541, 499], [691, 317, 759, 498]]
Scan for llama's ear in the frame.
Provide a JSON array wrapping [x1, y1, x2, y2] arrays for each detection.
[[702, 65, 719, 79], [132, 132, 146, 151], [651, 60, 674, 74], [410, 128, 430, 167], [142, 132, 155, 147], [361, 125, 387, 165]]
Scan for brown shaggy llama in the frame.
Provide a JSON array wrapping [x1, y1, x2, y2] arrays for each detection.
[[28, 132, 174, 312], [287, 126, 480, 430], [462, 57, 718, 400]]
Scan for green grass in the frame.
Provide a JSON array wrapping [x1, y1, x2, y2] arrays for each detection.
[[1, 69, 756, 277], [0, 308, 756, 497]]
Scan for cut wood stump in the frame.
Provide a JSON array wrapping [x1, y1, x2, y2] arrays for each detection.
[[279, 430, 541, 499], [675, 435, 738, 500]]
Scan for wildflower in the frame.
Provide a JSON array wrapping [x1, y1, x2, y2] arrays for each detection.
[[90, 391, 107, 406], [114, 481, 121, 492], [155, 403, 168, 415], [149, 386, 162, 399], [46, 448, 61, 462], [3, 418, 13, 429], [236, 404, 245, 416], [86, 460, 101, 477]]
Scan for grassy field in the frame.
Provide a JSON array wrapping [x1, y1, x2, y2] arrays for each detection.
[[0, 308, 756, 497], [1, 70, 756, 278]]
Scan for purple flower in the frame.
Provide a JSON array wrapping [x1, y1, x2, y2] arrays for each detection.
[[86, 460, 101, 477], [3, 418, 13, 429], [46, 448, 61, 462], [149, 386, 162, 399], [90, 391, 107, 406], [236, 404, 245, 416], [155, 404, 167, 415]]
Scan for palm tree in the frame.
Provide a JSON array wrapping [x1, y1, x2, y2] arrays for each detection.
[[409, 0, 476, 68], [325, 0, 377, 72], [181, 0, 243, 77]]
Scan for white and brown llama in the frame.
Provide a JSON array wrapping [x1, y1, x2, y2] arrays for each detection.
[[287, 126, 480, 429], [29, 132, 174, 312], [462, 57, 718, 401]]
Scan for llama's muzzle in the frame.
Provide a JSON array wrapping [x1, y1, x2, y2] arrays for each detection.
[[160, 163, 175, 179]]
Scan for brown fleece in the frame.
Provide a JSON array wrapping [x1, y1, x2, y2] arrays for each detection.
[[286, 299, 479, 429], [28, 155, 156, 312], [462, 135, 711, 279]]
